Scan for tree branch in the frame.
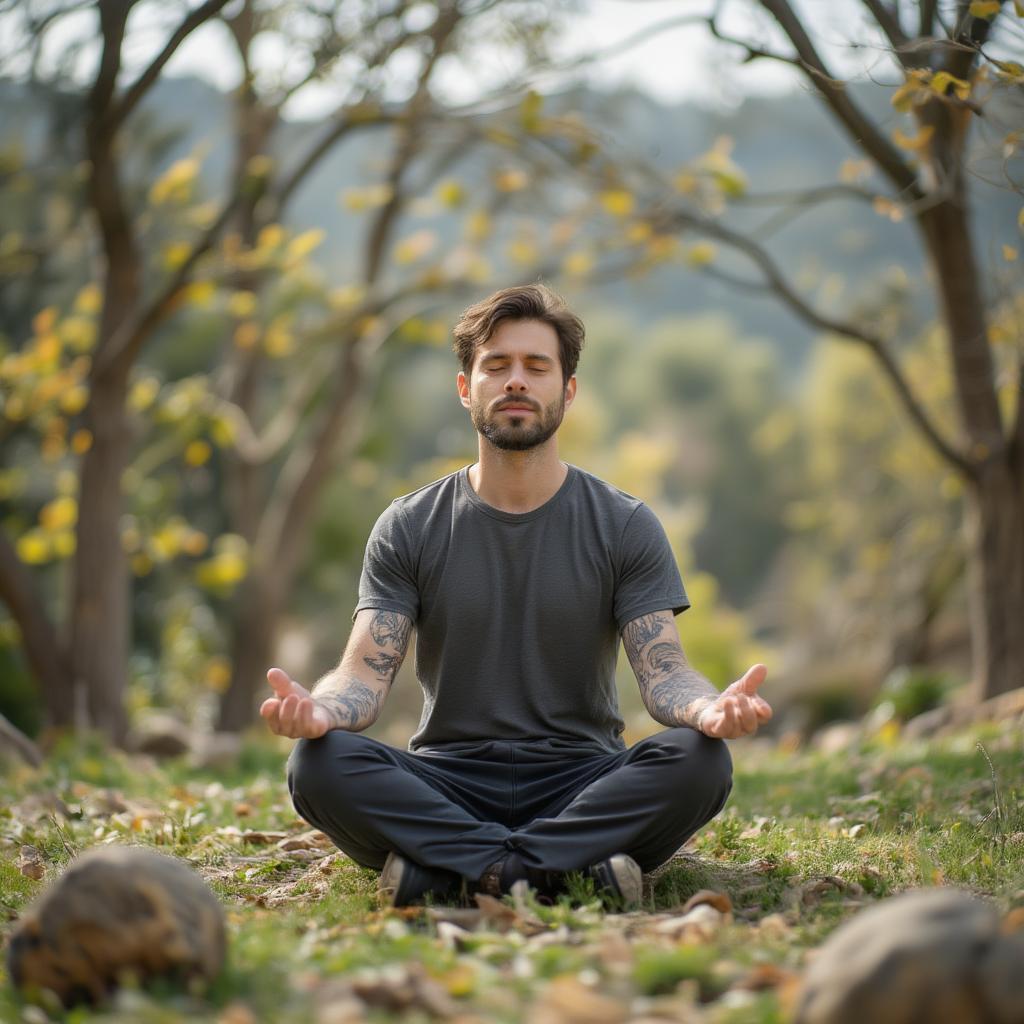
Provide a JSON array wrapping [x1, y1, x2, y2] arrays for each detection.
[[0, 711, 43, 767], [860, 0, 909, 58], [757, 0, 923, 200], [110, 0, 231, 129], [659, 205, 973, 478]]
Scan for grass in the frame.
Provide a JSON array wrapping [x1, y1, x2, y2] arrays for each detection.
[[1, 717, 1021, 1022]]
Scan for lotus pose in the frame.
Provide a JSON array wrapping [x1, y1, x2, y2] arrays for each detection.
[[263, 284, 772, 908]]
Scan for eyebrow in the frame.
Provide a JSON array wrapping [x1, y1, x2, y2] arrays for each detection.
[[480, 352, 555, 364]]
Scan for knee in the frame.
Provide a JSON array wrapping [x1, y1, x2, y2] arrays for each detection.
[[287, 730, 373, 805], [643, 727, 733, 797]]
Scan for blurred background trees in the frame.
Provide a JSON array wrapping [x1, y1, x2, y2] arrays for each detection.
[[1, 0, 1021, 746]]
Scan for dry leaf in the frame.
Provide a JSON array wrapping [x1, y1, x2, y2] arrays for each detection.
[[732, 962, 799, 991], [277, 830, 332, 852], [682, 889, 733, 915], [17, 844, 45, 880], [530, 975, 629, 1024], [653, 903, 726, 941]]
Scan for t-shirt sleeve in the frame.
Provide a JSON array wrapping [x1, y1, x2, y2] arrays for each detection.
[[352, 501, 420, 623], [613, 503, 690, 631]]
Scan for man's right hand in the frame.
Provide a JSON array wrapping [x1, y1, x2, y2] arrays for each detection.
[[260, 667, 333, 739]]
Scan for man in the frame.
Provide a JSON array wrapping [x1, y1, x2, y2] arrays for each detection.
[[262, 284, 772, 909]]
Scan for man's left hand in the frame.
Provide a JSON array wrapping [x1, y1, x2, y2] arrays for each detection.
[[697, 664, 772, 739]]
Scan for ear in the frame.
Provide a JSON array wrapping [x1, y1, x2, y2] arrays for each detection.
[[457, 371, 471, 409], [563, 375, 577, 409]]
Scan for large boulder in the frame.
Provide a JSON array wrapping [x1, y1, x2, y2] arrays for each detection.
[[7, 845, 226, 1007], [795, 888, 1024, 1024]]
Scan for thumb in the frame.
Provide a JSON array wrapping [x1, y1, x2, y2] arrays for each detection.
[[266, 667, 299, 697], [730, 663, 767, 696]]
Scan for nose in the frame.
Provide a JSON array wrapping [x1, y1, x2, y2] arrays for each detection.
[[504, 362, 528, 392]]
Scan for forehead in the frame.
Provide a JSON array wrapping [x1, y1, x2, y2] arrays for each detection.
[[476, 319, 559, 359]]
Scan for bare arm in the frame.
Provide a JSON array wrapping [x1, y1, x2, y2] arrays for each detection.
[[622, 610, 772, 738], [261, 608, 413, 737], [622, 610, 719, 729]]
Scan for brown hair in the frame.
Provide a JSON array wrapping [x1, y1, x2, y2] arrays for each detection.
[[452, 284, 585, 384]]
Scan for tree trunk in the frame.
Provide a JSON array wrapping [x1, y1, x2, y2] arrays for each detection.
[[69, 369, 132, 743], [216, 573, 283, 731], [964, 460, 1024, 701]]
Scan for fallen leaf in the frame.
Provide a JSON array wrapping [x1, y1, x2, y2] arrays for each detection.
[[732, 962, 799, 991], [17, 845, 45, 880], [277, 830, 332, 852], [682, 889, 733, 915], [530, 975, 629, 1024]]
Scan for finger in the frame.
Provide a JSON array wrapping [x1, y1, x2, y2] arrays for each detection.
[[266, 667, 296, 698], [753, 696, 773, 721], [733, 663, 768, 697], [279, 693, 301, 734], [298, 698, 318, 737], [719, 697, 737, 737], [259, 698, 282, 735], [736, 697, 758, 735]]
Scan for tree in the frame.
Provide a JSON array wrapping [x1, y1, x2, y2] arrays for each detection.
[[556, 0, 1024, 701], [0, 0, 567, 740]]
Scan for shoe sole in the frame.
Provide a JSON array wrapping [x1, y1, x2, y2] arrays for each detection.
[[378, 852, 404, 906], [606, 854, 643, 909]]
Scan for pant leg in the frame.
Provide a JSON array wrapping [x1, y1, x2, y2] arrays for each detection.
[[287, 731, 514, 879], [510, 728, 732, 874]]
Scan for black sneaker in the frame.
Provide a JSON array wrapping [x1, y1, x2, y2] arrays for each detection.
[[585, 854, 643, 909], [378, 852, 463, 907]]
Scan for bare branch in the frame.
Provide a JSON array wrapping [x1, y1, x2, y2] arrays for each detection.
[[861, 0, 909, 58], [919, 0, 938, 37], [757, 0, 923, 200], [111, 0, 231, 129], [658, 204, 973, 478]]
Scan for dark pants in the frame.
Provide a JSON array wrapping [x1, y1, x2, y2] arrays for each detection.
[[287, 728, 732, 881]]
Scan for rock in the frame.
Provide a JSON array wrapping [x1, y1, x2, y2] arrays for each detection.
[[7, 845, 226, 1007], [128, 711, 192, 758], [189, 731, 243, 770], [812, 721, 861, 755], [794, 888, 1024, 1024]]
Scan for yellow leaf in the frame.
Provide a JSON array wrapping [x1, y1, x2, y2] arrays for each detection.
[[257, 224, 285, 250], [71, 429, 92, 454], [59, 384, 88, 415], [393, 230, 436, 265], [892, 124, 935, 151], [74, 284, 102, 315], [264, 321, 295, 358], [435, 179, 466, 208], [562, 250, 594, 277], [182, 530, 209, 556], [227, 291, 257, 318], [686, 241, 716, 267], [41, 434, 66, 462], [328, 284, 365, 311], [520, 90, 544, 130], [205, 657, 231, 692], [341, 184, 393, 211], [507, 239, 539, 265], [600, 190, 635, 217], [16, 530, 50, 564], [129, 377, 160, 412], [196, 550, 249, 591], [4, 394, 27, 421], [494, 169, 528, 193], [183, 280, 216, 307], [673, 170, 698, 194], [149, 158, 199, 205], [285, 228, 325, 262], [40, 496, 77, 531], [33, 307, 57, 335], [464, 209, 492, 243], [59, 316, 97, 352], [210, 416, 236, 448], [969, 0, 1000, 18], [131, 552, 153, 577], [930, 70, 971, 99], [1003, 245, 1019, 261], [51, 531, 75, 558], [162, 241, 191, 269], [185, 440, 212, 466], [626, 221, 653, 244]]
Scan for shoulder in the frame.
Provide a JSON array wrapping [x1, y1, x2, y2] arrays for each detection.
[[383, 468, 463, 524], [570, 466, 645, 516]]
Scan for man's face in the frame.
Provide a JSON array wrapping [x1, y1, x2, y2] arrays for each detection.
[[457, 319, 576, 452]]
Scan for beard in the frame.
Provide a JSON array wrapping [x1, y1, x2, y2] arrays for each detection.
[[470, 392, 566, 452]]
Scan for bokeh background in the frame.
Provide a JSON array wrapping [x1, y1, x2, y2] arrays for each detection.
[[1, 0, 1022, 751]]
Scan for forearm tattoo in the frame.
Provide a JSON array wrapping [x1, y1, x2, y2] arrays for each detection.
[[314, 682, 384, 731], [622, 611, 719, 729], [311, 610, 413, 732]]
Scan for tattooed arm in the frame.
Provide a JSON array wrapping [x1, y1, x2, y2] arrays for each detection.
[[621, 610, 772, 738], [261, 608, 413, 738]]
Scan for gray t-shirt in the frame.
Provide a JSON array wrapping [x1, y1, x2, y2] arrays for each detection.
[[355, 465, 688, 753]]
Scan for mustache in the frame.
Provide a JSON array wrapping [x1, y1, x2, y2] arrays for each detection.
[[492, 397, 541, 413]]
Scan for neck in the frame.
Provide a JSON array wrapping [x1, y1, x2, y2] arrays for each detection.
[[468, 437, 568, 514]]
